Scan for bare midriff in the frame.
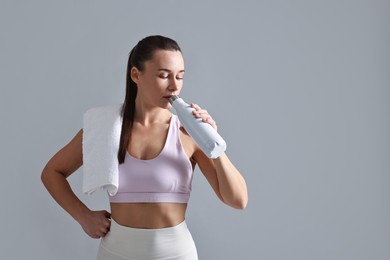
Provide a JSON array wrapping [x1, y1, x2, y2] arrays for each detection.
[[110, 202, 187, 229]]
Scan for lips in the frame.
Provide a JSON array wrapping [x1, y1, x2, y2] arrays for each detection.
[[163, 95, 173, 99]]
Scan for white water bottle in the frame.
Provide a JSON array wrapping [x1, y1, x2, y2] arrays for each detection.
[[169, 95, 227, 158]]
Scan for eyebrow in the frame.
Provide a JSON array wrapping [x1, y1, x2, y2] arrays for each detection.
[[157, 68, 185, 73]]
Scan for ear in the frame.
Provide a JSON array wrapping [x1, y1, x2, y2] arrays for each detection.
[[130, 67, 141, 84]]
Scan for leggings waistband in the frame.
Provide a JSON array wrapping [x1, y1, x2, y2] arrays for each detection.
[[97, 219, 198, 260]]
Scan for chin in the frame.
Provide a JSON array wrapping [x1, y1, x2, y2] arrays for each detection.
[[156, 103, 170, 110], [160, 99, 172, 110]]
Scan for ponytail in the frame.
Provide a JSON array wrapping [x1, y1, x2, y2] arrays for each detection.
[[117, 49, 137, 164]]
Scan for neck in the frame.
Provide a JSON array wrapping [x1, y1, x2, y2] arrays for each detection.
[[134, 99, 171, 126]]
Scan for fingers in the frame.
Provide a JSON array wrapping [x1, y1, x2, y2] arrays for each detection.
[[99, 225, 110, 237], [90, 224, 110, 239], [100, 211, 111, 234], [191, 103, 218, 130], [191, 103, 209, 120], [103, 210, 111, 219], [102, 211, 112, 227], [83, 210, 112, 239]]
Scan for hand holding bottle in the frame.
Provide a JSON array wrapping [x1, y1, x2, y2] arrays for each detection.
[[169, 95, 227, 158], [190, 103, 218, 131]]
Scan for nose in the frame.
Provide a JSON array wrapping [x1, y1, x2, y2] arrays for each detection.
[[168, 78, 180, 92]]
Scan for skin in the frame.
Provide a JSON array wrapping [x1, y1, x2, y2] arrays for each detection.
[[41, 50, 248, 239]]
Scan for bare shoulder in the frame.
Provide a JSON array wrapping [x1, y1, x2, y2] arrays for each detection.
[[43, 129, 83, 178]]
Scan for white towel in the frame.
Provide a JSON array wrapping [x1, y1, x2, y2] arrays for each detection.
[[82, 104, 123, 196]]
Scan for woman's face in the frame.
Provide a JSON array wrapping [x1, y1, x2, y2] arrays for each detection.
[[133, 50, 185, 109]]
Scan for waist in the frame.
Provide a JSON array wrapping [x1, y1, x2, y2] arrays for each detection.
[[110, 202, 187, 229]]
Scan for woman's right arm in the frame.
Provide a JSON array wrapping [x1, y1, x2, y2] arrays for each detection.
[[41, 129, 111, 239]]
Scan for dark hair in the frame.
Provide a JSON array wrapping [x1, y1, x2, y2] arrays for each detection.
[[118, 35, 182, 164]]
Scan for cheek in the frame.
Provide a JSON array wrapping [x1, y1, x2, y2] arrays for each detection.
[[142, 78, 163, 92], [178, 81, 184, 91]]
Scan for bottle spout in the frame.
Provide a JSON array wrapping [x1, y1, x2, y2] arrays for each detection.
[[169, 95, 179, 104]]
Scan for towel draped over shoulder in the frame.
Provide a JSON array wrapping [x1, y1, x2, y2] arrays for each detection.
[[82, 104, 123, 196]]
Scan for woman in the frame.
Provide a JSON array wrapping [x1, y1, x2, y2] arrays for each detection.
[[41, 35, 248, 260]]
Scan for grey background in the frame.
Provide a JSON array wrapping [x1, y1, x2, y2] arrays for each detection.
[[1, 0, 389, 259]]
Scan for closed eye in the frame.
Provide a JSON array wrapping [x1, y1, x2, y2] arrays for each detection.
[[176, 72, 184, 80], [158, 68, 185, 80], [158, 74, 184, 80]]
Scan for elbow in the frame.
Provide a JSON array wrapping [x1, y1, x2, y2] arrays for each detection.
[[41, 168, 49, 187], [41, 164, 55, 187], [233, 188, 249, 210], [226, 195, 248, 210], [235, 196, 248, 210]]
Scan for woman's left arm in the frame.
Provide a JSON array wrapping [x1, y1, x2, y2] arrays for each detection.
[[191, 104, 248, 209]]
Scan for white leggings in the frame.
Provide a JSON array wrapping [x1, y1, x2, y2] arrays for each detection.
[[97, 219, 198, 260]]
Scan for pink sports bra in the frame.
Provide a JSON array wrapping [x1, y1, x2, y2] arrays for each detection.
[[109, 114, 194, 204]]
